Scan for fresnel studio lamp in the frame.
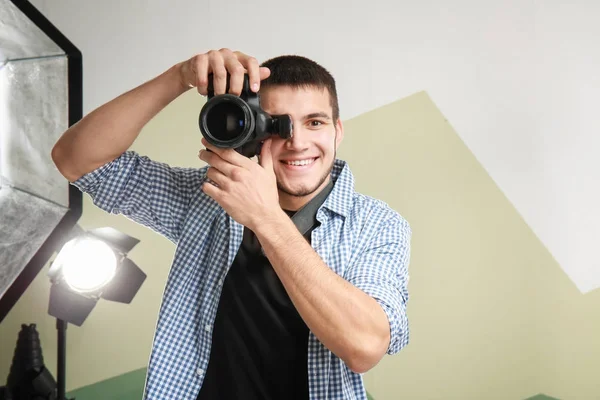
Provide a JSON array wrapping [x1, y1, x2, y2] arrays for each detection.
[[47, 226, 145, 400]]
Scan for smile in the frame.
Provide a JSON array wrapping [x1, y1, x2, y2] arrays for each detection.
[[283, 158, 317, 166]]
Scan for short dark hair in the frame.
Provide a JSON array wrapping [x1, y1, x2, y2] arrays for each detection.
[[260, 55, 340, 121]]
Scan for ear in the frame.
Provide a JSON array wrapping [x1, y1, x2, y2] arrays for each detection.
[[334, 118, 344, 149]]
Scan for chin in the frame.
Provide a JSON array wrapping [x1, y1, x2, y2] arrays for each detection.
[[276, 157, 335, 198], [277, 173, 331, 198], [277, 182, 319, 198]]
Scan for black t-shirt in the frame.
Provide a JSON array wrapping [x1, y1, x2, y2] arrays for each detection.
[[196, 181, 333, 400], [196, 221, 312, 400]]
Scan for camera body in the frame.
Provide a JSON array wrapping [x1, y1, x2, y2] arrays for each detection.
[[198, 74, 293, 158]]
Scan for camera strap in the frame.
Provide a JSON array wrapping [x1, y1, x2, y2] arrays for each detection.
[[290, 178, 335, 237]]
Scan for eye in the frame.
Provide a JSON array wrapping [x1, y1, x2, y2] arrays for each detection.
[[309, 120, 324, 127]]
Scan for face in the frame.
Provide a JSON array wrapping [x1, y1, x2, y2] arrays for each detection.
[[260, 85, 344, 211]]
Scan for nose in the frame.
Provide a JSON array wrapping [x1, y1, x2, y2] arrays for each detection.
[[285, 123, 309, 151]]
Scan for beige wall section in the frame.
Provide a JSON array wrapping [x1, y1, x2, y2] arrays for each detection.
[[533, 255, 600, 399], [1, 88, 599, 399], [0, 89, 205, 390], [340, 91, 600, 400], [339, 91, 536, 399]]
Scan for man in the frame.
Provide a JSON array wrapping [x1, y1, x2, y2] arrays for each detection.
[[52, 48, 411, 400]]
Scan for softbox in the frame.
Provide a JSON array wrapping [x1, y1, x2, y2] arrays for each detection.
[[0, 0, 82, 322]]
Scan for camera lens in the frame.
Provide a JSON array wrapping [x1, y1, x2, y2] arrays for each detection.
[[205, 102, 246, 141]]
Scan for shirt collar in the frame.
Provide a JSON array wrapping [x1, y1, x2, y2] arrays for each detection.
[[320, 159, 355, 218]]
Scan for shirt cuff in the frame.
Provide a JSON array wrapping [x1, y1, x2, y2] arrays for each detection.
[[71, 152, 131, 194], [358, 282, 409, 355]]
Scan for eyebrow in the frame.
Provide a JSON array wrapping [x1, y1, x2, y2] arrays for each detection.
[[303, 112, 331, 121]]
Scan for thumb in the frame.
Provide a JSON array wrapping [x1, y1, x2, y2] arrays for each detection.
[[259, 67, 271, 81], [259, 139, 273, 171]]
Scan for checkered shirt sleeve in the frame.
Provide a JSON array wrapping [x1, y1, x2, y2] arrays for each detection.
[[71, 151, 206, 243], [345, 207, 411, 355]]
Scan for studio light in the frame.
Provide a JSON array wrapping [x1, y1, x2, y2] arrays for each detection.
[[53, 236, 118, 294], [46, 226, 146, 400], [47, 226, 147, 327], [1, 226, 147, 400]]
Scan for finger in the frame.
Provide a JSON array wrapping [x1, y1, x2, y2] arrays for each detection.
[[259, 67, 271, 85], [201, 138, 254, 169], [198, 148, 236, 176], [206, 166, 229, 189], [243, 54, 260, 92], [208, 50, 227, 95], [194, 54, 210, 95], [201, 180, 222, 201], [223, 52, 246, 96], [234, 52, 268, 92], [259, 138, 273, 171]]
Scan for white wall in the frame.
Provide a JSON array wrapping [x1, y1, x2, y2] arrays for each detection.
[[31, 0, 600, 292]]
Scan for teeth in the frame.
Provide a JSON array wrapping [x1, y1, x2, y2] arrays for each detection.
[[286, 158, 315, 166]]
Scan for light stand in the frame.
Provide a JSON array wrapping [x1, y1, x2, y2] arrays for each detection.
[[46, 226, 146, 398], [56, 319, 67, 400]]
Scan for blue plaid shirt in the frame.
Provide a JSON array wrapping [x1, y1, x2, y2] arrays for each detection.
[[73, 151, 411, 400]]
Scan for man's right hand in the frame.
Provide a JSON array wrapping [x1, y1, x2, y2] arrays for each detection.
[[179, 48, 271, 97], [52, 48, 270, 182]]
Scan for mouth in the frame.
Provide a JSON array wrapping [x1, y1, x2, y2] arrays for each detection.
[[280, 157, 318, 169]]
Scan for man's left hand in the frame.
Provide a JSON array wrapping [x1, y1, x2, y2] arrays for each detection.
[[199, 137, 281, 230]]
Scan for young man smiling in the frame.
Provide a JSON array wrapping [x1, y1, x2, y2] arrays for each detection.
[[52, 48, 411, 400]]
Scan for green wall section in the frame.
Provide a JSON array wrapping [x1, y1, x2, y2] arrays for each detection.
[[66, 367, 558, 400], [66, 368, 377, 399], [68, 368, 147, 400]]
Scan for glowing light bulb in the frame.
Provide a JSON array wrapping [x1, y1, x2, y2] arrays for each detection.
[[58, 237, 117, 293]]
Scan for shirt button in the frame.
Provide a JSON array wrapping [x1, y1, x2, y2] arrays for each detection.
[[218, 279, 223, 285], [205, 324, 211, 332], [196, 368, 204, 376]]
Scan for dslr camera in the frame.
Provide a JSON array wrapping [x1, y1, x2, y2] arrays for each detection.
[[198, 74, 293, 157]]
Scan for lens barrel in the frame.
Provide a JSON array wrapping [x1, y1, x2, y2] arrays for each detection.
[[198, 73, 294, 158], [199, 94, 255, 148]]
